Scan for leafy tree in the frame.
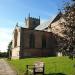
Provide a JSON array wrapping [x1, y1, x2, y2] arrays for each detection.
[[7, 41, 12, 59], [0, 51, 8, 58], [62, 0, 75, 58]]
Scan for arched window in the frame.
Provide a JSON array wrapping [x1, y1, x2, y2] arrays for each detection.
[[42, 34, 46, 48], [14, 29, 18, 47], [29, 33, 35, 48]]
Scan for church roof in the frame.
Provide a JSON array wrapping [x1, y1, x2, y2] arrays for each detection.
[[51, 11, 63, 23], [42, 12, 63, 30], [35, 20, 51, 30]]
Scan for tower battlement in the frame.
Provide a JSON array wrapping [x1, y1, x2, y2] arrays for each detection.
[[25, 15, 40, 30]]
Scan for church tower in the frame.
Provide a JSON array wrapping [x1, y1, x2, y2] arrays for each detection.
[[25, 14, 40, 29]]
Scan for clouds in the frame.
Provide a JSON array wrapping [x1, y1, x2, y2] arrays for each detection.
[[0, 19, 24, 52], [0, 27, 13, 52], [0, 0, 64, 52], [0, 18, 25, 52]]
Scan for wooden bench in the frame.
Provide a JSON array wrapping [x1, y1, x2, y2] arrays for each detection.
[[25, 61, 45, 75]]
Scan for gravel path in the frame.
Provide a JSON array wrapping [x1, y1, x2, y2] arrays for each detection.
[[0, 59, 17, 75]]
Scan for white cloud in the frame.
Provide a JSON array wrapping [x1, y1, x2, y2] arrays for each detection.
[[0, 27, 13, 52], [0, 18, 25, 52]]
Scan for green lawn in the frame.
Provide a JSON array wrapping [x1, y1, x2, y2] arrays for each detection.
[[7, 57, 75, 75]]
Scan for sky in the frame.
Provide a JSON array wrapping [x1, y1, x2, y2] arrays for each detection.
[[0, 0, 66, 52]]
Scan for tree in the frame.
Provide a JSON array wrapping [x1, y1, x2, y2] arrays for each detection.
[[62, 0, 75, 58], [7, 41, 12, 59]]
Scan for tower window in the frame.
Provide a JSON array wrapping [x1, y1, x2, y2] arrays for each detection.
[[29, 33, 35, 48]]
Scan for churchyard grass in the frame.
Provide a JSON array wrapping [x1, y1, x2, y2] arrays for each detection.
[[7, 56, 75, 75]]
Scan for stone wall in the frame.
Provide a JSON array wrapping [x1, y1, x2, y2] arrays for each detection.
[[19, 28, 57, 58], [20, 48, 56, 58], [12, 26, 21, 48], [11, 47, 20, 59], [51, 18, 66, 37], [25, 17, 40, 29], [11, 27, 57, 59], [20, 28, 57, 50]]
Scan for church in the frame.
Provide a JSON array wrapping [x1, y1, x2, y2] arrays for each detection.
[[11, 15, 57, 59]]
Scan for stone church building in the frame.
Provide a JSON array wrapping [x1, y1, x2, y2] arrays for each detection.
[[11, 15, 57, 59]]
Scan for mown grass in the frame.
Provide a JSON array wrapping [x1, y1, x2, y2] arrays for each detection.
[[7, 56, 75, 75]]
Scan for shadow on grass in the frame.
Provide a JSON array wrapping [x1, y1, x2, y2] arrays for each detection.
[[45, 73, 66, 75]]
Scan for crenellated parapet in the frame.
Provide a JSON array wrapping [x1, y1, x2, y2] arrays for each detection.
[[25, 15, 40, 30]]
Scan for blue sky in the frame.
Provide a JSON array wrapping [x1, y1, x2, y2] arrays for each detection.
[[0, 0, 65, 52]]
